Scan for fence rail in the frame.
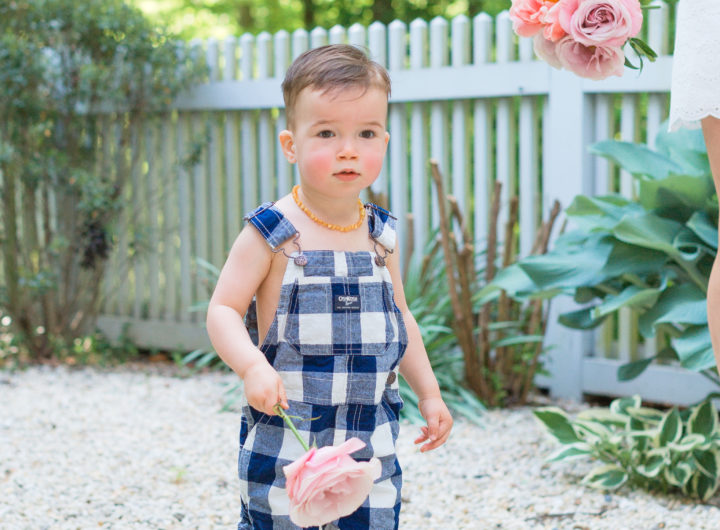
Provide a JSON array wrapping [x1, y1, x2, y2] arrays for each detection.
[[76, 7, 715, 404]]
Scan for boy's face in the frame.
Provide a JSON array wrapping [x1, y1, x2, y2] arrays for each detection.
[[280, 85, 389, 199]]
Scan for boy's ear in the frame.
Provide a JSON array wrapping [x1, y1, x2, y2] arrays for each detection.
[[278, 130, 297, 163], [384, 131, 390, 146]]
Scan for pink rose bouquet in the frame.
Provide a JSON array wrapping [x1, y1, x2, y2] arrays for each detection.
[[274, 405, 382, 528], [509, 0, 658, 80]]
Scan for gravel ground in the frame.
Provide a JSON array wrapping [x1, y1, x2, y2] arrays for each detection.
[[2, 364, 720, 529]]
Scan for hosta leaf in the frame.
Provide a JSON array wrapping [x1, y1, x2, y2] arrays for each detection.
[[656, 408, 683, 447], [626, 406, 665, 424], [574, 419, 613, 440], [582, 465, 629, 490], [638, 173, 715, 212], [636, 451, 666, 478], [610, 395, 642, 416], [673, 326, 715, 372], [693, 449, 720, 480], [547, 443, 592, 462], [664, 463, 693, 487], [533, 408, 580, 444], [691, 472, 719, 501], [576, 408, 629, 427], [689, 400, 719, 438], [668, 434, 706, 452]]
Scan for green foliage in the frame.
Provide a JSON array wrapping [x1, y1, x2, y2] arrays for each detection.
[[0, 0, 205, 359], [480, 127, 716, 381], [534, 396, 720, 501], [130, 0, 512, 40]]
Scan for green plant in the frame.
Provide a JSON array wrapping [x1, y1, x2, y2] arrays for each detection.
[[482, 126, 717, 385], [0, 0, 205, 359], [534, 395, 720, 501]]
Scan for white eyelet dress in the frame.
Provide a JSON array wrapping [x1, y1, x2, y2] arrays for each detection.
[[237, 202, 407, 530], [669, 0, 720, 131]]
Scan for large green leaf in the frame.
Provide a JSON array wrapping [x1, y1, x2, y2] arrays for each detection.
[[638, 283, 708, 338], [593, 285, 661, 318], [637, 174, 714, 212], [590, 140, 686, 180], [686, 211, 718, 250], [672, 326, 715, 371], [547, 443, 592, 462], [558, 306, 607, 330], [636, 450, 667, 478], [691, 472, 719, 501], [610, 395, 642, 416], [617, 357, 654, 381], [566, 194, 640, 231], [533, 407, 580, 444], [654, 126, 710, 177], [612, 213, 688, 259], [664, 463, 694, 487]]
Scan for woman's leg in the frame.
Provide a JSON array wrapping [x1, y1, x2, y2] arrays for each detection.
[[702, 116, 720, 373]]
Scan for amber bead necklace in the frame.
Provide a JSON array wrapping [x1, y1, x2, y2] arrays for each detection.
[[292, 185, 366, 232]]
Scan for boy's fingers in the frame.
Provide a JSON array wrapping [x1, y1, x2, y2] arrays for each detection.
[[278, 381, 289, 409], [427, 416, 439, 441]]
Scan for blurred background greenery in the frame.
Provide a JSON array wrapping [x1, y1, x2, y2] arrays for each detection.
[[128, 0, 512, 40]]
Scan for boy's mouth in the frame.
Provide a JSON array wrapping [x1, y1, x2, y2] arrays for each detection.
[[334, 170, 360, 181]]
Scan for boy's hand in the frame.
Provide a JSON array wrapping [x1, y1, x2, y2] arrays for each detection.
[[414, 396, 453, 452], [242, 360, 289, 415]]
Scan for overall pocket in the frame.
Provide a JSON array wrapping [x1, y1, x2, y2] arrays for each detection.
[[283, 278, 397, 356]]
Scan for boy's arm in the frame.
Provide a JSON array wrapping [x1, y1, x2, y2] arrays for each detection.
[[385, 251, 453, 452], [206, 225, 288, 414]]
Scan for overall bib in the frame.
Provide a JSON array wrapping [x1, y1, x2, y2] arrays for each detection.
[[238, 202, 408, 530]]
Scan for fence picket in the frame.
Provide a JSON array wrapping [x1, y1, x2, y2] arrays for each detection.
[[330, 24, 346, 44], [473, 14, 492, 247], [410, 19, 428, 256], [207, 38, 224, 265], [241, 34, 258, 214], [311, 27, 328, 48], [348, 23, 366, 48], [451, 16, 470, 224], [258, 32, 275, 203], [495, 12, 515, 236], [368, 22, 388, 197], [146, 122, 160, 320], [161, 113, 178, 321], [389, 20, 408, 247], [177, 114, 192, 323], [429, 16, 449, 229], [224, 36, 241, 244], [275, 31, 292, 193]]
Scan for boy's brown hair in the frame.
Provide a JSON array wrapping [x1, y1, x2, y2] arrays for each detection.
[[281, 44, 391, 127]]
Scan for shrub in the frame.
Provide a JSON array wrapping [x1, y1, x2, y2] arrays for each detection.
[[0, 0, 205, 359]]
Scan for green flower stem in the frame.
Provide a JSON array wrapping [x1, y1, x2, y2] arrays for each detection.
[[274, 404, 310, 452]]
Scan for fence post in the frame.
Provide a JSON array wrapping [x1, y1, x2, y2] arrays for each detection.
[[541, 68, 595, 401]]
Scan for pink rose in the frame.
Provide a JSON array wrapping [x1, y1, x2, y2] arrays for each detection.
[[533, 34, 563, 69], [283, 437, 382, 527], [559, 0, 643, 47], [555, 36, 625, 79], [510, 0, 565, 39]]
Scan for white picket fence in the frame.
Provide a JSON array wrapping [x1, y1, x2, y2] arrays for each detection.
[[96, 6, 719, 404]]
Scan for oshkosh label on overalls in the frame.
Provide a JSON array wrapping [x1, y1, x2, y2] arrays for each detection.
[[334, 294, 361, 311]]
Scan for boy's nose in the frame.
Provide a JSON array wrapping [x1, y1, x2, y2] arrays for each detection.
[[337, 140, 358, 159]]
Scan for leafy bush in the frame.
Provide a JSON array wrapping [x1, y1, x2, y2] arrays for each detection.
[[0, 0, 205, 359], [483, 127, 716, 383], [534, 395, 720, 500]]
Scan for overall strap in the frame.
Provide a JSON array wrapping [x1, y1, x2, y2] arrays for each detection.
[[244, 202, 298, 250], [366, 203, 397, 251]]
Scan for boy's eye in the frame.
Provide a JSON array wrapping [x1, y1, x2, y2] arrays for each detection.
[[318, 130, 334, 138], [360, 130, 376, 139]]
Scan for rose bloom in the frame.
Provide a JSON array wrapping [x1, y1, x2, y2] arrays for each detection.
[[533, 34, 563, 69], [510, 0, 565, 40], [559, 0, 643, 47], [555, 36, 625, 80], [283, 437, 382, 527]]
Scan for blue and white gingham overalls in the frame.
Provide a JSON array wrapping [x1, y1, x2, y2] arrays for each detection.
[[238, 202, 408, 530]]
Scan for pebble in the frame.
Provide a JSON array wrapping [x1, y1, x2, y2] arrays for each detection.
[[2, 365, 720, 529]]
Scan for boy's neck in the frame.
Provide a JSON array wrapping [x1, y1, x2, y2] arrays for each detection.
[[295, 185, 364, 228]]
